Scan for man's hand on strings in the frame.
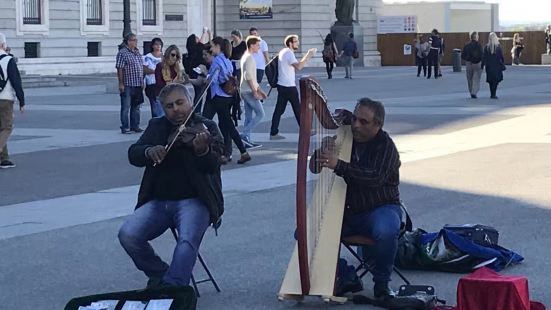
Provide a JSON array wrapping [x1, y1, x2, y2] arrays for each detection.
[[146, 145, 167, 165], [192, 129, 211, 155], [318, 148, 338, 170]]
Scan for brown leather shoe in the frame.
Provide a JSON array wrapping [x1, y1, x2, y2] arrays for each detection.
[[237, 152, 251, 164]]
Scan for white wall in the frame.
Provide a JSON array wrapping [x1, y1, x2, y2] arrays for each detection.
[[381, 3, 447, 33]]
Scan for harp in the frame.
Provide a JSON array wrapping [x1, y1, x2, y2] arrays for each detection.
[[278, 76, 353, 303]]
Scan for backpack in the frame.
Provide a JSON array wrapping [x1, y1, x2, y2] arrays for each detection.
[[322, 44, 335, 62], [0, 54, 12, 92], [265, 56, 279, 88]]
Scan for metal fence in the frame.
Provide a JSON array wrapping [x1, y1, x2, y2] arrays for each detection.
[[22, 0, 41, 25], [143, 0, 156, 25], [86, 0, 103, 25], [378, 31, 548, 66]]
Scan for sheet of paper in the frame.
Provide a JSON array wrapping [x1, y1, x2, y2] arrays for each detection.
[[120, 301, 148, 310], [78, 300, 119, 310], [145, 299, 173, 310]]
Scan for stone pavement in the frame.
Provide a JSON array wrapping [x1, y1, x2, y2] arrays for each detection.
[[0, 65, 550, 309]]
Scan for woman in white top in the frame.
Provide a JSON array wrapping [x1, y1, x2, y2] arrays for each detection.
[[143, 37, 164, 117], [240, 36, 267, 148]]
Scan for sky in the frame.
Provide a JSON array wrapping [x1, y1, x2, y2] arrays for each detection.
[[382, 0, 551, 24]]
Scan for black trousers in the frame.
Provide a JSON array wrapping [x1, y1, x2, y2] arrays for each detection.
[[488, 81, 499, 97], [203, 95, 246, 156], [271, 85, 301, 136], [427, 49, 439, 78], [325, 61, 334, 78], [416, 56, 427, 76]]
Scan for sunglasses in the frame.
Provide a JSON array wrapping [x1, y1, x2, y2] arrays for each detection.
[[170, 53, 178, 58]]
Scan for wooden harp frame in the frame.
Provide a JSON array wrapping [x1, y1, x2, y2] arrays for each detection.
[[279, 76, 353, 303]]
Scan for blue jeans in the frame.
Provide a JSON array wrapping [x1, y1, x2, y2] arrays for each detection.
[[120, 86, 142, 130], [118, 198, 210, 286], [256, 69, 264, 84], [240, 91, 265, 141], [341, 204, 402, 283]]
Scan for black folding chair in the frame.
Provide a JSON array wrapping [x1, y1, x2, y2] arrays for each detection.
[[170, 228, 221, 297], [340, 203, 412, 285]]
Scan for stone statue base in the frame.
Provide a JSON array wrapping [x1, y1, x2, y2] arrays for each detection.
[[542, 54, 551, 65], [331, 21, 364, 67]]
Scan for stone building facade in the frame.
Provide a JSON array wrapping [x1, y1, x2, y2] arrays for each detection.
[[0, 0, 381, 75]]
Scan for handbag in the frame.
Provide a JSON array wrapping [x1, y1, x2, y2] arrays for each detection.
[[352, 49, 360, 59], [222, 75, 238, 96]]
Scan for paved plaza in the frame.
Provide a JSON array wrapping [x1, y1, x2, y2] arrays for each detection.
[[1, 65, 550, 309]]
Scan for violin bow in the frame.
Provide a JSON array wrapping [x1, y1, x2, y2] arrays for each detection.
[[153, 74, 216, 166]]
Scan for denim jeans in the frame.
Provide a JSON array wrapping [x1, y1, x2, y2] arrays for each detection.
[[118, 198, 210, 286], [341, 204, 403, 283], [256, 69, 264, 84], [240, 91, 265, 141], [120, 86, 142, 130], [145, 85, 164, 118]]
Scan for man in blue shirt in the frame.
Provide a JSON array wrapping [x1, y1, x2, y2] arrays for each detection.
[[339, 33, 358, 79]]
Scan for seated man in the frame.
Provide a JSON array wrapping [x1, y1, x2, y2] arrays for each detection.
[[314, 98, 402, 299], [118, 83, 224, 288]]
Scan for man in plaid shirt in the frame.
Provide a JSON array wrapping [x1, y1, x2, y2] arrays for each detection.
[[116, 33, 144, 134]]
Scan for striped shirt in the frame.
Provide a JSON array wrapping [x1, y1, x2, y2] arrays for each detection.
[[116, 46, 144, 87], [334, 129, 401, 215]]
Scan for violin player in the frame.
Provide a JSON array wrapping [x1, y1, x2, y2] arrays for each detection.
[[118, 83, 225, 289]]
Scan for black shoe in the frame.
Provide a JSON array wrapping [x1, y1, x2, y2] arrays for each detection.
[[0, 160, 16, 169], [121, 128, 131, 134], [471, 94, 477, 99], [491, 96, 498, 99], [374, 282, 395, 300], [336, 276, 364, 296], [146, 277, 163, 290], [131, 127, 144, 133], [243, 139, 262, 150]]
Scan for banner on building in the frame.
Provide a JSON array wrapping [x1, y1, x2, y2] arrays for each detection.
[[378, 16, 417, 34], [240, 0, 273, 19]]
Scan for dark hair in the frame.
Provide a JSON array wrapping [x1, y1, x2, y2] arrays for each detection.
[[212, 36, 232, 58], [159, 83, 192, 106], [186, 34, 198, 53], [349, 33, 354, 39], [285, 34, 299, 47], [431, 29, 439, 35], [123, 32, 136, 45], [324, 34, 333, 45], [249, 27, 258, 34], [246, 36, 261, 48], [231, 29, 242, 38], [356, 97, 385, 127], [151, 37, 163, 48]]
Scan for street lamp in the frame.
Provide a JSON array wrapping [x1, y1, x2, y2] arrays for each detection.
[[119, 0, 132, 50]]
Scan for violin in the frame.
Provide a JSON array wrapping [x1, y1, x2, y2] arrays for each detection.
[[167, 121, 210, 148]]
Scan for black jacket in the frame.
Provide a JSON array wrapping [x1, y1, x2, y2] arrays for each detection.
[[482, 45, 505, 83], [128, 115, 225, 225], [0, 52, 25, 107], [462, 40, 483, 64]]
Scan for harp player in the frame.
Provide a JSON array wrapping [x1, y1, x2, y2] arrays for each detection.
[[312, 98, 402, 299], [118, 84, 224, 289]]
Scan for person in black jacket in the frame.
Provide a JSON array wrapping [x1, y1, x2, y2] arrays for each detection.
[[312, 98, 402, 299], [118, 83, 224, 289], [427, 29, 442, 79], [482, 32, 505, 99], [0, 34, 25, 169], [462, 31, 484, 99]]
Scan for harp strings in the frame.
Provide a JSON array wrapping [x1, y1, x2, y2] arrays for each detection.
[[308, 79, 337, 262]]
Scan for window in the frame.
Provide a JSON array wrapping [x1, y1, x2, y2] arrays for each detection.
[[17, 0, 49, 34], [80, 0, 109, 35], [136, 0, 163, 34], [23, 0, 41, 24], [87, 42, 101, 57], [24, 42, 40, 58], [86, 0, 102, 25], [143, 0, 157, 25]]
